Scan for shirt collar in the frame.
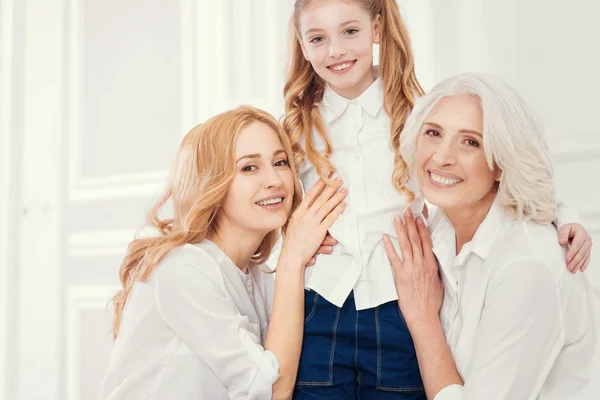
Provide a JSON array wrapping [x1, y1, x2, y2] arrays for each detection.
[[467, 197, 509, 261], [320, 77, 384, 123], [431, 196, 509, 264]]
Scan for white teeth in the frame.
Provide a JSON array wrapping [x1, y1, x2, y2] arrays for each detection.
[[256, 197, 283, 206], [430, 173, 462, 186], [332, 62, 352, 71]]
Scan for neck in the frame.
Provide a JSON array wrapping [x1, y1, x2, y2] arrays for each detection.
[[444, 194, 496, 254], [208, 225, 265, 273], [330, 65, 376, 100]]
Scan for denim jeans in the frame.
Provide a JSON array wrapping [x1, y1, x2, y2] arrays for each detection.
[[293, 290, 426, 399]]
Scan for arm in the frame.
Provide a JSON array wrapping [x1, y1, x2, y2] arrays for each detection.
[[383, 210, 461, 399], [407, 316, 463, 399], [267, 178, 347, 399]]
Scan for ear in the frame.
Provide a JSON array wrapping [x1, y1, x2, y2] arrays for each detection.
[[373, 14, 382, 44], [494, 167, 502, 182]]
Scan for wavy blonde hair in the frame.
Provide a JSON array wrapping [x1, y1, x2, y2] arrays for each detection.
[[111, 106, 303, 338], [399, 72, 558, 223], [283, 0, 424, 200]]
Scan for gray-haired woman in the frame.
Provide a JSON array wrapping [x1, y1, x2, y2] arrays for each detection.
[[383, 73, 599, 399]]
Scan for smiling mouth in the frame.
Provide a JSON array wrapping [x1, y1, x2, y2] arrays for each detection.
[[255, 197, 284, 206], [429, 171, 464, 186], [328, 60, 356, 72]]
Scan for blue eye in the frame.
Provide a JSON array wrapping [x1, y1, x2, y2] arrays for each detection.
[[310, 36, 325, 44], [345, 28, 359, 35]]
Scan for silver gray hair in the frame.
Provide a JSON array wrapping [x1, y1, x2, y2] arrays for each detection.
[[399, 72, 557, 223]]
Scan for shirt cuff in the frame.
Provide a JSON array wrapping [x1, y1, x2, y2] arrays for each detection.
[[238, 329, 280, 384], [433, 384, 464, 400], [555, 202, 582, 227]]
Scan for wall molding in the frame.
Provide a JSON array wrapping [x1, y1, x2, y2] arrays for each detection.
[[66, 227, 159, 258], [65, 285, 119, 400], [66, 0, 196, 202]]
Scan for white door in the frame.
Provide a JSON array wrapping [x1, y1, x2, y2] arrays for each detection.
[[1, 1, 293, 399]]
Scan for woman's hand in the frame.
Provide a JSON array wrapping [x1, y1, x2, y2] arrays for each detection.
[[558, 223, 593, 272], [305, 233, 338, 267], [281, 178, 347, 267], [382, 209, 443, 328]]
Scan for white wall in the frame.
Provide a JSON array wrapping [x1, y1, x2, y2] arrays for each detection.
[[0, 1, 598, 399]]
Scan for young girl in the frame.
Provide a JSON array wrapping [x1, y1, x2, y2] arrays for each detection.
[[283, 0, 593, 398], [99, 106, 347, 399]]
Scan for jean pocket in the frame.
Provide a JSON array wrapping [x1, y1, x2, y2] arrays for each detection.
[[376, 302, 425, 393], [296, 290, 340, 386]]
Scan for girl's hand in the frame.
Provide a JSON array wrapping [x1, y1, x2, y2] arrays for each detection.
[[281, 179, 347, 267], [305, 233, 338, 267], [558, 223, 593, 272], [382, 209, 443, 327]]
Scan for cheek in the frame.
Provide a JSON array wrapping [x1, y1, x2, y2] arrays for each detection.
[[464, 154, 495, 187], [415, 140, 432, 170], [281, 169, 295, 193]]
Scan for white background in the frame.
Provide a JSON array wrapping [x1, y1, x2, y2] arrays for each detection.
[[0, 0, 598, 399]]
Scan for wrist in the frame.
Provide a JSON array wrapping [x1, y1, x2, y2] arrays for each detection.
[[276, 249, 305, 271], [405, 313, 442, 333]]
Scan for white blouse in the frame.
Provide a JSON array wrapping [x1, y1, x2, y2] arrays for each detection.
[[431, 200, 600, 400], [297, 77, 424, 310], [99, 240, 280, 400]]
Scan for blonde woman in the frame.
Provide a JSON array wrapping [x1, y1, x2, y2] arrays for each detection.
[[385, 73, 599, 399], [99, 106, 347, 399]]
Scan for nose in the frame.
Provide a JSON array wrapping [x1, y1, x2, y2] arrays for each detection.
[[328, 39, 346, 58], [264, 164, 284, 189], [432, 138, 457, 166]]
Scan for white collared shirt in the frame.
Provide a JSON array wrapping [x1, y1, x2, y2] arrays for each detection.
[[431, 200, 600, 400], [99, 240, 280, 400], [297, 77, 424, 309]]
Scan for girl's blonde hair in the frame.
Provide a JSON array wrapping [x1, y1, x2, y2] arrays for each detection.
[[111, 106, 303, 338], [283, 0, 424, 200]]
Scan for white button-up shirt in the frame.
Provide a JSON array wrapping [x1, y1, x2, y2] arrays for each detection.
[[99, 240, 279, 400], [431, 200, 600, 400], [298, 77, 424, 309]]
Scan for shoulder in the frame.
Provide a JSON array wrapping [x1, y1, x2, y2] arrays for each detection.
[[153, 242, 226, 287], [490, 220, 567, 287]]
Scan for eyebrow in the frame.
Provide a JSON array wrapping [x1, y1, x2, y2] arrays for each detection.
[[236, 149, 286, 163], [303, 19, 361, 37], [423, 121, 483, 138]]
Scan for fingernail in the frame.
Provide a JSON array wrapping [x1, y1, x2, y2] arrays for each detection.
[[326, 246, 333, 252], [394, 215, 401, 223], [416, 216, 423, 225], [340, 187, 348, 193], [335, 177, 342, 182], [404, 209, 412, 217]]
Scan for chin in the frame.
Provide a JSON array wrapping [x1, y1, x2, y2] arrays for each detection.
[[422, 188, 457, 210]]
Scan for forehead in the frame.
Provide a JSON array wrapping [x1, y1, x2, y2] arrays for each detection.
[[235, 121, 283, 157], [426, 95, 483, 131], [299, 0, 371, 31]]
